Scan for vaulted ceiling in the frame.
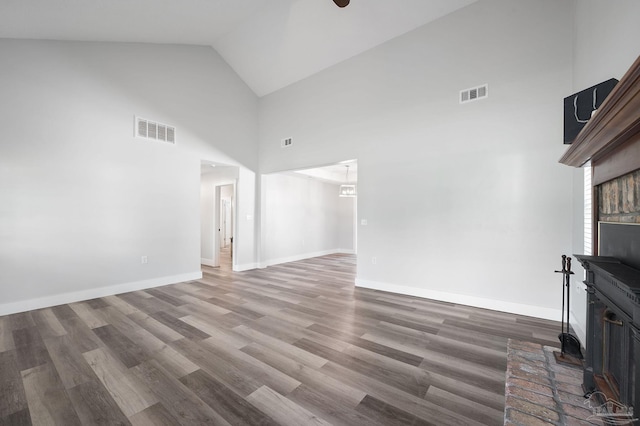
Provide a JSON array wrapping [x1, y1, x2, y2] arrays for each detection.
[[0, 0, 476, 96]]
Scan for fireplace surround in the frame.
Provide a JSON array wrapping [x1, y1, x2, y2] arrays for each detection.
[[560, 54, 640, 418]]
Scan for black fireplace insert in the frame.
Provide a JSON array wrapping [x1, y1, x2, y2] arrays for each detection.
[[575, 222, 640, 419]]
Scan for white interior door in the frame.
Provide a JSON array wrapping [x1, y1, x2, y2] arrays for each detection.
[[213, 186, 221, 267], [220, 200, 227, 248]]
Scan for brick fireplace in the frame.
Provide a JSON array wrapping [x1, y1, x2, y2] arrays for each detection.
[[575, 165, 640, 418], [560, 54, 640, 421], [598, 169, 640, 224]]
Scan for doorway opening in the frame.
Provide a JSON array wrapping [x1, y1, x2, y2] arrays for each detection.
[[200, 160, 237, 270], [218, 184, 234, 271], [291, 159, 358, 255], [260, 159, 357, 267]]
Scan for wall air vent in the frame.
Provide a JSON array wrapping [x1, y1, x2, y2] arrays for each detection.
[[281, 137, 293, 148], [460, 84, 488, 104], [135, 116, 176, 144]]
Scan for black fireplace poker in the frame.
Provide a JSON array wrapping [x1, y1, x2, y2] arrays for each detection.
[[554, 255, 583, 360]]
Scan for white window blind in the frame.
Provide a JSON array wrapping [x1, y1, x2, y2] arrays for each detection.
[[584, 161, 592, 255]]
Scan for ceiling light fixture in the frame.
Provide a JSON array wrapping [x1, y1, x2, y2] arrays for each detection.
[[333, 0, 350, 8], [339, 165, 357, 197]]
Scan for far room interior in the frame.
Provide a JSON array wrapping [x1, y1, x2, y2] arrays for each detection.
[[260, 160, 358, 268], [200, 161, 238, 270]]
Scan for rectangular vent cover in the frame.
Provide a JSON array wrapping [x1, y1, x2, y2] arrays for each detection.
[[136, 116, 176, 144], [460, 84, 488, 104], [281, 137, 293, 148]]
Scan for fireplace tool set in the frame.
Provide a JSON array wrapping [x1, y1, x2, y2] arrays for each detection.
[[554, 255, 583, 364]]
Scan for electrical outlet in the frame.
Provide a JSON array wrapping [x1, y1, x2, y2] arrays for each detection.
[[372, 257, 377, 264], [361, 219, 368, 225], [281, 137, 293, 148], [141, 256, 148, 264]]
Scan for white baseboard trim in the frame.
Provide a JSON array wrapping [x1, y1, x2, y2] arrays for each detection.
[[337, 249, 356, 255], [233, 263, 258, 272], [259, 249, 348, 269], [0, 271, 203, 316], [355, 278, 563, 322], [200, 258, 216, 267]]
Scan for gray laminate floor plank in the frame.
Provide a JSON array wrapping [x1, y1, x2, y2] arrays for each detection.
[[30, 309, 67, 339], [92, 325, 148, 369], [12, 327, 52, 372], [20, 362, 82, 425], [66, 380, 131, 425], [0, 408, 32, 426], [179, 369, 279, 426], [0, 254, 560, 425], [42, 335, 96, 390], [130, 359, 231, 426], [0, 350, 29, 420]]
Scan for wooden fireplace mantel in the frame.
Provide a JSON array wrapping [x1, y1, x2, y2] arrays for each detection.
[[560, 55, 640, 186]]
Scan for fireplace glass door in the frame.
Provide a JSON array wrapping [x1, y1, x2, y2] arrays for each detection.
[[603, 310, 624, 399]]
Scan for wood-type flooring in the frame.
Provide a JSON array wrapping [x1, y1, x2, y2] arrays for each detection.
[[0, 254, 561, 425]]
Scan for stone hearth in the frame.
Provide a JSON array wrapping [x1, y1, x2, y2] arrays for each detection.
[[504, 340, 603, 425]]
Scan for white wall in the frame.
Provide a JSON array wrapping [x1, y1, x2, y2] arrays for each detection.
[[338, 196, 356, 253], [572, 0, 640, 91], [201, 179, 216, 261], [235, 167, 258, 271], [568, 0, 640, 343], [258, 0, 575, 319], [261, 173, 354, 266], [0, 40, 258, 314]]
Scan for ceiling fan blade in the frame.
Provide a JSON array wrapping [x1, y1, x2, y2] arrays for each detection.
[[333, 0, 350, 7]]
